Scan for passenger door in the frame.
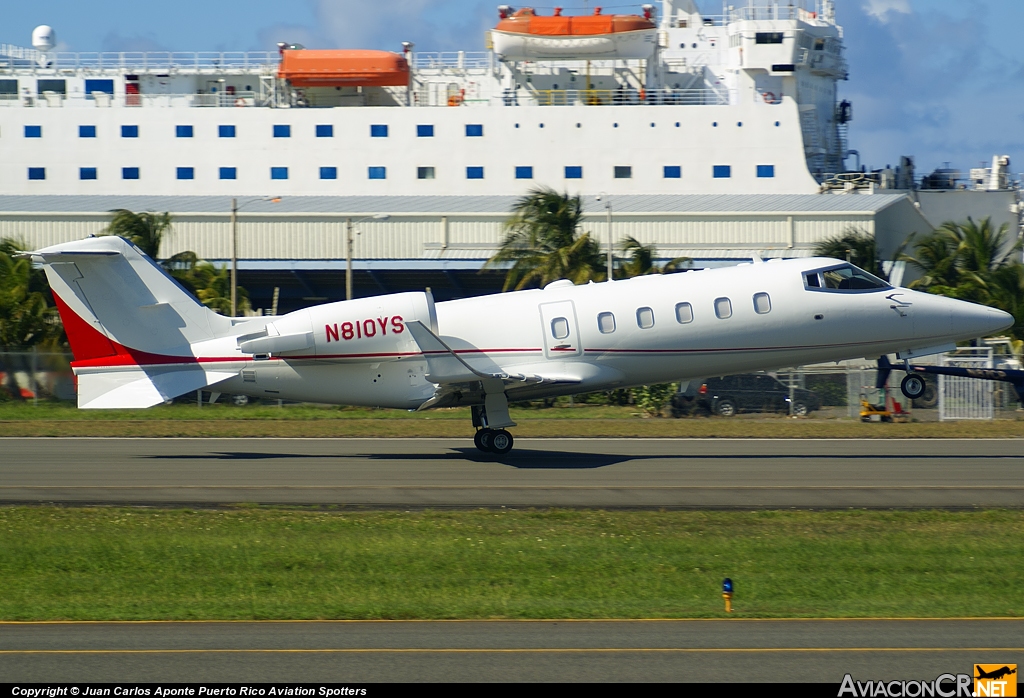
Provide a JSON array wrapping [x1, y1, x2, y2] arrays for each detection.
[[539, 301, 582, 360]]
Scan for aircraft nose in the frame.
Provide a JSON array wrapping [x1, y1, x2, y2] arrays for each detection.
[[953, 302, 1014, 339]]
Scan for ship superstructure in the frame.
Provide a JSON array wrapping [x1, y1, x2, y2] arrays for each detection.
[[0, 0, 849, 197]]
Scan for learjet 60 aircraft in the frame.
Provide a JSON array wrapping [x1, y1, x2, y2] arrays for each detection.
[[24, 236, 1012, 453]]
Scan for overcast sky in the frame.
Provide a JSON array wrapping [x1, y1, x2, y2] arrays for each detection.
[[5, 0, 1022, 178]]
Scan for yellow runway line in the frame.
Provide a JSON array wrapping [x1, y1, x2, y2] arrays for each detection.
[[3, 648, 1023, 655]]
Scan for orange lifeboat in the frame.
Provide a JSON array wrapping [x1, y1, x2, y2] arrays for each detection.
[[278, 50, 409, 88], [492, 7, 657, 61]]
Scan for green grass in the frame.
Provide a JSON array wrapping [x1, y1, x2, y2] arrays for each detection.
[[1, 507, 1021, 620]]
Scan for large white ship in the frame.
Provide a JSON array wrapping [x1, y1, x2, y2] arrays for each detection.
[[0, 0, 848, 197]]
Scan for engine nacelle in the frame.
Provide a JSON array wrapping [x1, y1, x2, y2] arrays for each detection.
[[306, 291, 437, 362]]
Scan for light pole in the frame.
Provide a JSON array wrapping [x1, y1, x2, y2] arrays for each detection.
[[596, 193, 613, 281], [231, 196, 280, 317], [345, 213, 390, 301]]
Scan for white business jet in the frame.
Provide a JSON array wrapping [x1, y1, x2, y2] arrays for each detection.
[[24, 236, 1012, 453]]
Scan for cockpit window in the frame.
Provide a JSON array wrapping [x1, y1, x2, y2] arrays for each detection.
[[805, 264, 889, 292]]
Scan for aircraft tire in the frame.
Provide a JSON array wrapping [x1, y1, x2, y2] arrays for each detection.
[[474, 428, 494, 452], [490, 429, 514, 455], [715, 399, 737, 417], [901, 374, 927, 400]]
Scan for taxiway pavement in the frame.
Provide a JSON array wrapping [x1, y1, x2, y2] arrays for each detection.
[[2, 437, 1022, 508]]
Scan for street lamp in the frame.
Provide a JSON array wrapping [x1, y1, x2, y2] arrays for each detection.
[[595, 193, 613, 281], [345, 213, 390, 301], [231, 196, 281, 317]]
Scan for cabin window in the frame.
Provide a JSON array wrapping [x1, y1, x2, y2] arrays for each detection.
[[122, 167, 139, 180], [316, 124, 333, 137], [272, 124, 290, 138], [614, 166, 632, 179], [466, 166, 484, 179], [370, 124, 388, 137], [664, 166, 681, 179], [270, 167, 288, 180], [320, 167, 337, 180], [176, 167, 194, 180], [757, 164, 775, 178], [753, 292, 771, 314], [598, 312, 616, 334], [551, 317, 570, 340], [24, 125, 41, 138], [675, 302, 693, 324], [79, 125, 96, 138], [715, 297, 733, 319], [27, 167, 45, 180], [756, 32, 784, 44], [465, 124, 483, 137], [176, 125, 193, 138], [368, 166, 386, 180], [418, 166, 435, 180], [219, 167, 236, 180], [636, 307, 655, 329], [79, 167, 97, 180], [121, 125, 139, 138], [713, 165, 731, 178], [219, 125, 236, 138], [565, 166, 583, 179], [417, 124, 434, 137]]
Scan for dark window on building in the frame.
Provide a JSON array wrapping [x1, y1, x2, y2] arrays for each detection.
[[466, 166, 484, 179], [320, 166, 338, 179], [417, 124, 434, 137], [79, 125, 96, 138], [565, 166, 582, 179], [122, 167, 140, 180], [368, 166, 386, 179], [465, 124, 483, 137], [270, 167, 288, 180], [757, 164, 775, 178], [121, 125, 139, 138], [418, 166, 436, 180], [0, 79, 18, 97], [219, 167, 236, 180], [176, 125, 193, 138], [176, 167, 194, 180], [219, 125, 236, 138], [755, 32, 784, 44], [316, 124, 333, 137], [37, 79, 66, 95], [24, 125, 41, 138], [273, 124, 290, 138], [664, 165, 681, 179], [370, 124, 388, 137], [79, 167, 97, 180], [27, 167, 45, 180], [614, 166, 632, 179], [84, 79, 114, 95], [515, 166, 533, 179], [713, 165, 731, 178]]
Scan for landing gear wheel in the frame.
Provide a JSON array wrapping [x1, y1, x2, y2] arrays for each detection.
[[901, 374, 926, 400], [489, 429, 514, 455], [474, 428, 494, 452], [715, 399, 736, 417]]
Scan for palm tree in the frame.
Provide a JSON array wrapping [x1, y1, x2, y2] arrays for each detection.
[[813, 228, 880, 275], [102, 209, 173, 259], [487, 187, 605, 290], [618, 236, 690, 278], [0, 238, 61, 349]]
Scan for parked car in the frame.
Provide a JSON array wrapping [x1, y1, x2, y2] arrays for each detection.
[[674, 374, 822, 417]]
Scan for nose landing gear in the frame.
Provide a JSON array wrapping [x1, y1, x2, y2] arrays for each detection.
[[900, 373, 927, 400]]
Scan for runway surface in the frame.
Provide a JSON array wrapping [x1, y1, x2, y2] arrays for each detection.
[[2, 619, 1021, 682], [2, 437, 1023, 508]]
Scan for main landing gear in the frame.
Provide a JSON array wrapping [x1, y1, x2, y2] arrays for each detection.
[[471, 402, 515, 455], [473, 427, 514, 455]]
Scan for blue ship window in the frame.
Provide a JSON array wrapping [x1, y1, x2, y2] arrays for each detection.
[[368, 166, 386, 179], [27, 167, 45, 180], [24, 125, 41, 138], [316, 124, 333, 138], [565, 166, 582, 179], [713, 165, 731, 178], [614, 166, 632, 179], [79, 125, 96, 138], [370, 124, 388, 137], [219, 167, 236, 180], [466, 166, 484, 179], [515, 166, 533, 179], [176, 125, 193, 138], [79, 167, 97, 180], [757, 165, 775, 178], [321, 166, 338, 179], [465, 124, 483, 137], [121, 125, 138, 138], [122, 167, 139, 180], [219, 125, 236, 138], [84, 79, 114, 95], [418, 166, 435, 180], [176, 167, 194, 180], [273, 125, 290, 138], [417, 124, 434, 137], [664, 166, 681, 179], [271, 167, 288, 180]]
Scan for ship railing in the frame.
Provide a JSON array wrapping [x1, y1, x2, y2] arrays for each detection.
[[412, 52, 492, 71], [529, 88, 729, 106], [0, 91, 265, 108], [726, 2, 826, 23], [0, 50, 279, 73]]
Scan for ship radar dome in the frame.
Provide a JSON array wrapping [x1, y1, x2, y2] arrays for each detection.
[[32, 25, 56, 52]]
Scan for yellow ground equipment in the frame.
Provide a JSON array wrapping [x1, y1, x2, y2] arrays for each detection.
[[860, 387, 910, 423]]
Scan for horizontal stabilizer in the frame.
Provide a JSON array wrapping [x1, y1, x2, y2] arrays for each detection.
[[77, 367, 239, 409]]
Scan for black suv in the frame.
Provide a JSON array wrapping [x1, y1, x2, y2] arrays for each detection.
[[675, 374, 822, 417]]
